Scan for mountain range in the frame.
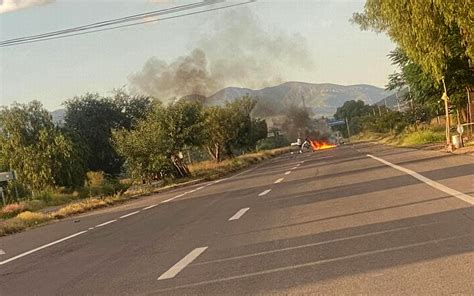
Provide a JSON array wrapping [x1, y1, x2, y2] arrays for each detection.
[[206, 81, 393, 118], [51, 82, 394, 124]]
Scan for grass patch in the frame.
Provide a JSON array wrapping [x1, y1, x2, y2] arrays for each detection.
[[189, 147, 290, 180], [399, 129, 445, 146], [51, 194, 124, 219], [353, 126, 445, 147], [0, 211, 52, 236]]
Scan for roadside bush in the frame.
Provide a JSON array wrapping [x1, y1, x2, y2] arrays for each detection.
[[256, 136, 290, 151], [1, 202, 27, 219], [86, 171, 105, 187], [16, 211, 51, 226], [35, 191, 53, 203], [401, 129, 445, 146], [3, 181, 31, 204]]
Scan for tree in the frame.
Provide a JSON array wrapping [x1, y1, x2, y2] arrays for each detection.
[[352, 0, 473, 81], [203, 105, 236, 162], [0, 101, 86, 193], [157, 100, 205, 177], [203, 96, 264, 162], [386, 47, 473, 116], [114, 100, 204, 180], [64, 92, 152, 175]]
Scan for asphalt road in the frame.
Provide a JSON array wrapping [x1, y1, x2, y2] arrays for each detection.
[[1, 142, 473, 295]]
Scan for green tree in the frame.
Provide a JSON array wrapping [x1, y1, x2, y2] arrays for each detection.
[[203, 96, 264, 161], [64, 92, 152, 175], [386, 47, 473, 116], [203, 105, 236, 162], [352, 0, 473, 80], [0, 101, 86, 193], [114, 100, 204, 180]]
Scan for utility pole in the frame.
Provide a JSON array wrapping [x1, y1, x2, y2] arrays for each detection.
[[345, 117, 351, 142], [441, 78, 452, 151]]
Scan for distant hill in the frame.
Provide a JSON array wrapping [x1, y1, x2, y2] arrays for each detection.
[[375, 88, 410, 111], [207, 81, 393, 118], [51, 82, 393, 125], [51, 109, 66, 125]]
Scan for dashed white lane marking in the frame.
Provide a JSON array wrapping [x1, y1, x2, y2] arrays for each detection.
[[119, 210, 141, 219], [154, 234, 472, 292], [143, 204, 158, 210], [367, 154, 474, 205], [258, 189, 271, 197], [95, 220, 117, 227], [0, 156, 280, 267], [284, 171, 291, 175], [295, 163, 301, 167], [0, 249, 5, 255], [291, 166, 298, 170], [228, 208, 250, 221], [158, 247, 208, 280], [274, 178, 284, 184], [0, 231, 88, 266]]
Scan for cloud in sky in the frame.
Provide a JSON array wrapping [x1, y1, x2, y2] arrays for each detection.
[[0, 0, 54, 14]]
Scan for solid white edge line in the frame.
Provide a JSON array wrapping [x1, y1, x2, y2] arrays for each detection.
[[228, 208, 250, 221], [274, 178, 284, 184], [158, 247, 208, 280], [143, 204, 158, 210], [119, 210, 141, 219], [284, 171, 291, 175], [258, 189, 271, 197], [0, 230, 88, 265], [95, 219, 117, 227], [367, 154, 474, 205]]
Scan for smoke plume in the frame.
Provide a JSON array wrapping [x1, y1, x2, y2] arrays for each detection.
[[129, 8, 315, 101]]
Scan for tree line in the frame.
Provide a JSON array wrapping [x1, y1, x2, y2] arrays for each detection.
[[0, 92, 267, 198], [333, 100, 433, 137], [353, 1, 473, 123]]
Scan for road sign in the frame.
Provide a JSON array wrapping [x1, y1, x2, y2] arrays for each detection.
[[328, 119, 346, 127], [0, 171, 16, 182]]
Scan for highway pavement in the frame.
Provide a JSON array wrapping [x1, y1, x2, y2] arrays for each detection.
[[0, 142, 473, 295]]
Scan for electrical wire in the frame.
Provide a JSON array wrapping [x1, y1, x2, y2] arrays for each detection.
[[1, 1, 254, 47]]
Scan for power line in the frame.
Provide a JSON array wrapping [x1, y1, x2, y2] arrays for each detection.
[[1, 1, 255, 48], [1, 1, 212, 46]]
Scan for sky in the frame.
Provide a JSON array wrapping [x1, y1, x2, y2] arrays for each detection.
[[0, 0, 396, 110]]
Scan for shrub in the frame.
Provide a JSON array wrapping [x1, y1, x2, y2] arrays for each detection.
[[256, 136, 290, 151], [34, 191, 53, 203], [1, 202, 27, 219], [16, 211, 51, 226], [0, 219, 26, 236], [86, 171, 105, 187], [401, 129, 445, 146]]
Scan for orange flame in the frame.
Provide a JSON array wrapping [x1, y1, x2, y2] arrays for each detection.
[[309, 140, 337, 150]]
